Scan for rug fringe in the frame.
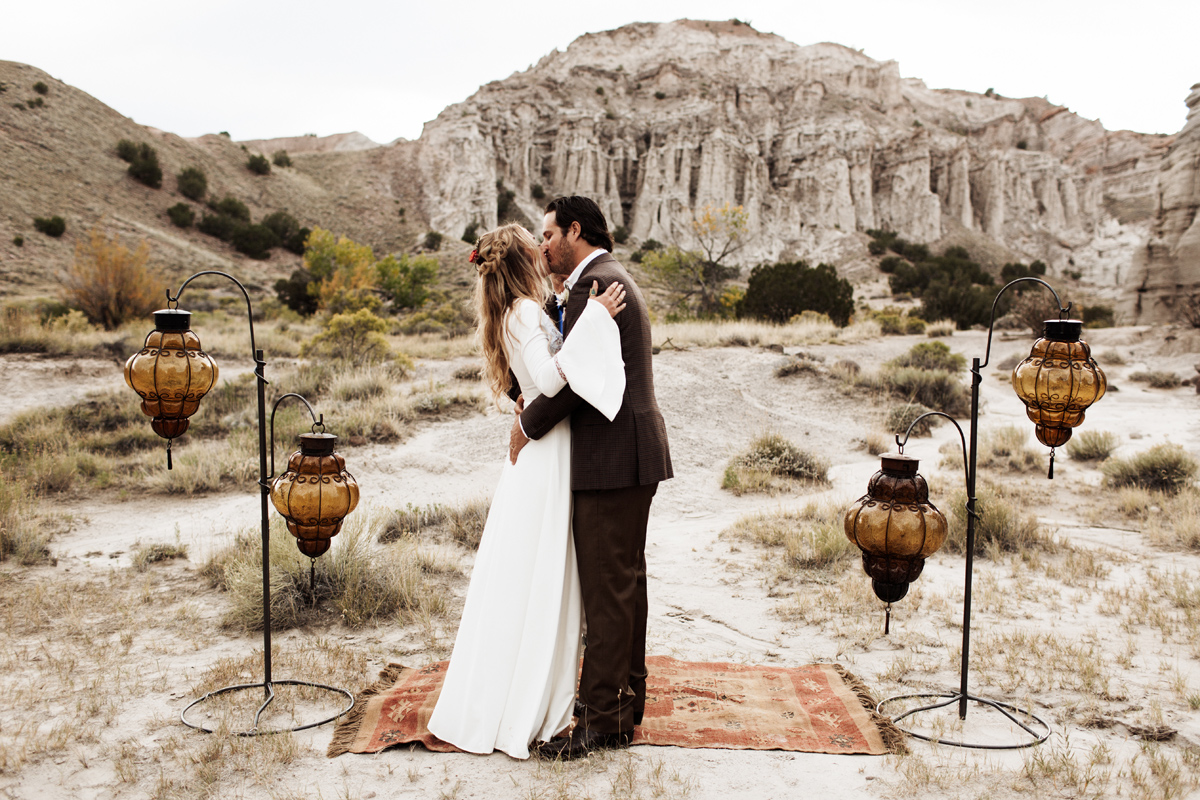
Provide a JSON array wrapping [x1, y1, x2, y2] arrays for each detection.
[[326, 663, 407, 758], [832, 664, 909, 755]]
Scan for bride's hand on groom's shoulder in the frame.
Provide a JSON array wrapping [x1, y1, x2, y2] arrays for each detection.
[[592, 281, 626, 318]]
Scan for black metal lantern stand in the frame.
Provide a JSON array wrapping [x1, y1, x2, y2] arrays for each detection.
[[873, 277, 1088, 750], [141, 271, 354, 736]]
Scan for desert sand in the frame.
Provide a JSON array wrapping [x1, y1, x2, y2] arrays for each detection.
[[2, 323, 1199, 799]]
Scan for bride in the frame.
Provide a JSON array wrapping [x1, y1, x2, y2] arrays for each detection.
[[426, 223, 627, 759]]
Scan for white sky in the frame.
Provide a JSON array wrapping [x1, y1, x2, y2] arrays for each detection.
[[2, 0, 1195, 143]]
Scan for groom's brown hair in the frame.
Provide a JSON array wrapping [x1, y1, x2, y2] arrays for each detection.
[[546, 196, 615, 252]]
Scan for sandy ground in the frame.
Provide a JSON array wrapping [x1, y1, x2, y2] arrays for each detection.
[[2, 325, 1200, 799]]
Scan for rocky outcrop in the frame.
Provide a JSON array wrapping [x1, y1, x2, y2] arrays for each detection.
[[1126, 84, 1200, 324], [409, 20, 1174, 318], [235, 131, 381, 154]]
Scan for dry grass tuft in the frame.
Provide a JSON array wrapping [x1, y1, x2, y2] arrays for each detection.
[[204, 510, 446, 630], [1103, 443, 1197, 494], [723, 500, 854, 579], [886, 403, 937, 437], [1068, 430, 1119, 462], [945, 480, 1057, 557], [129, 539, 188, 572], [924, 319, 956, 337], [378, 497, 491, 550], [0, 471, 53, 565], [651, 316, 881, 350], [722, 432, 829, 495]]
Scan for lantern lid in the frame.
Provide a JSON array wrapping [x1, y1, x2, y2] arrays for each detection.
[[880, 454, 920, 475], [1041, 319, 1083, 342], [153, 309, 192, 332], [298, 432, 338, 456]]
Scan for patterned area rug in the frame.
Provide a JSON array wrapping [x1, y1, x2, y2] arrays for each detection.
[[328, 656, 904, 757]]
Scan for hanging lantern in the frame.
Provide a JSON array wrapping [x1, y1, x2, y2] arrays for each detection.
[[1012, 319, 1106, 477], [270, 433, 360, 558], [124, 309, 218, 467], [845, 455, 948, 630]]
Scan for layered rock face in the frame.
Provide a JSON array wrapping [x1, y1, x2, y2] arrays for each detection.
[[1126, 84, 1200, 322], [413, 20, 1178, 320]]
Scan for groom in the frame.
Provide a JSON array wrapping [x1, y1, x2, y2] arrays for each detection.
[[509, 195, 673, 759]]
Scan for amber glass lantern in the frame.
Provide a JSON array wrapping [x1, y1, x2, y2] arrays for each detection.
[[1012, 319, 1106, 471], [124, 310, 218, 456], [845, 454, 948, 616], [270, 433, 360, 558]]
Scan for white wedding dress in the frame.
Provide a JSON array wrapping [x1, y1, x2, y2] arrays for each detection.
[[427, 297, 625, 759]]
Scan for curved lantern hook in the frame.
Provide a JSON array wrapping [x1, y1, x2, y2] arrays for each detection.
[[267, 393, 322, 482], [979, 277, 1068, 370], [895, 411, 975, 522], [167, 270, 263, 369]]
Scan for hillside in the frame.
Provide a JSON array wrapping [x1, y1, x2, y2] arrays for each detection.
[[2, 23, 1197, 323]]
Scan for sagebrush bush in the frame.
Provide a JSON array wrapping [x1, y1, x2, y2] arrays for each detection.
[[976, 425, 1040, 472], [1103, 444, 1197, 494], [246, 153, 271, 175], [61, 226, 165, 329], [887, 340, 966, 373], [877, 314, 904, 335], [301, 309, 392, 365], [166, 203, 194, 228], [881, 367, 970, 417], [1129, 370, 1182, 389], [723, 501, 853, 577], [887, 403, 936, 437], [723, 432, 829, 495], [1067, 430, 1118, 462], [33, 216, 65, 237], [176, 166, 207, 201]]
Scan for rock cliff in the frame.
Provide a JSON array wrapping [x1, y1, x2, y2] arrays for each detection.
[[414, 20, 1181, 321]]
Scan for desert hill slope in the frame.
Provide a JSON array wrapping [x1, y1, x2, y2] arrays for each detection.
[[2, 23, 1197, 323]]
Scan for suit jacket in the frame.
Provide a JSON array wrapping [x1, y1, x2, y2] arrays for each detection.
[[516, 253, 673, 492]]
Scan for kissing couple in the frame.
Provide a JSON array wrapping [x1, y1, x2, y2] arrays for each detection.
[[426, 195, 673, 759]]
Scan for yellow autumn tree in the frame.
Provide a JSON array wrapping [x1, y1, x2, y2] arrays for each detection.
[[61, 225, 166, 329], [641, 203, 749, 316], [303, 227, 381, 314]]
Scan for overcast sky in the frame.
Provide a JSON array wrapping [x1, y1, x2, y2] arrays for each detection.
[[3, 0, 1194, 144]]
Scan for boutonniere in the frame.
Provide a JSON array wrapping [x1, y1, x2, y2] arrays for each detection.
[[559, 287, 570, 307]]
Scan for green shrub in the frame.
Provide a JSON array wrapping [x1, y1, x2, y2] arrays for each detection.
[[905, 317, 926, 335], [272, 149, 292, 167], [126, 143, 162, 189], [274, 268, 320, 316], [1103, 444, 1197, 493], [1000, 260, 1047, 283], [176, 167, 207, 201], [32, 81, 48, 95], [397, 298, 474, 337], [301, 309, 392, 365], [230, 223, 279, 259], [887, 340, 966, 372], [423, 231, 443, 251], [1082, 304, 1115, 328], [261, 210, 300, 242], [462, 220, 480, 244], [727, 432, 828, 484], [377, 253, 438, 310], [197, 213, 236, 241], [12, 236, 23, 247], [654, 91, 666, 99], [879, 256, 906, 274], [166, 203, 194, 228], [531, 183, 545, 199], [1129, 370, 1182, 389], [741, 260, 854, 326], [214, 196, 250, 222], [1067, 430, 1118, 461], [246, 153, 271, 175], [26, 97, 44, 109], [33, 216, 65, 237], [116, 139, 139, 162], [613, 225, 630, 245]]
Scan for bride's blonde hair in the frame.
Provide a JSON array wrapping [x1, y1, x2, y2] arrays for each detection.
[[474, 223, 549, 405]]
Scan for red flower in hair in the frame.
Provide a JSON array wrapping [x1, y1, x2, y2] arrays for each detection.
[[469, 249, 479, 264]]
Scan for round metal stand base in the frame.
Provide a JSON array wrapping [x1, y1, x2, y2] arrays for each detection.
[[878, 692, 1051, 750], [182, 680, 355, 736]]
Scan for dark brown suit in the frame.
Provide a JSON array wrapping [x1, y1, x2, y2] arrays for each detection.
[[519, 252, 672, 733]]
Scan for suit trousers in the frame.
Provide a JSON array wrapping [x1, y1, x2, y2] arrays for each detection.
[[572, 482, 658, 733]]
